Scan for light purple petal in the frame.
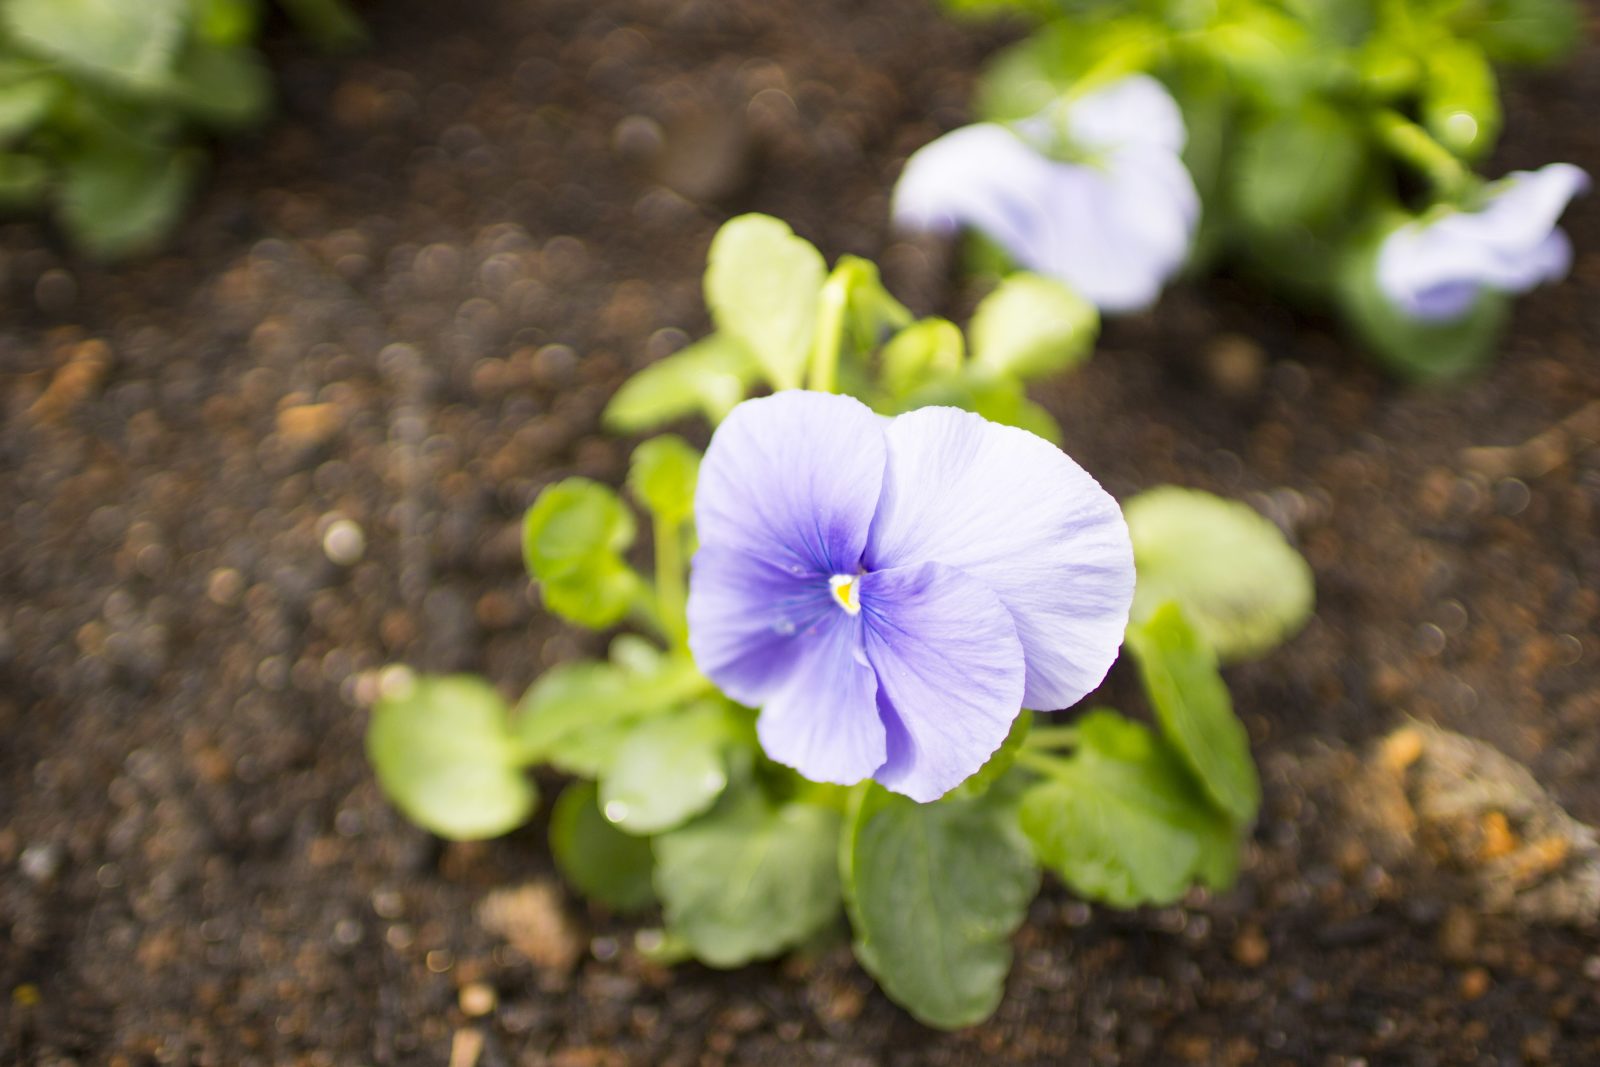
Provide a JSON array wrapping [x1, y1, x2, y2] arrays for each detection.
[[694, 391, 886, 575], [756, 610, 885, 786], [1067, 74, 1187, 156], [1378, 162, 1590, 320], [686, 545, 835, 706], [860, 562, 1026, 802], [892, 120, 1197, 313], [865, 406, 1133, 711]]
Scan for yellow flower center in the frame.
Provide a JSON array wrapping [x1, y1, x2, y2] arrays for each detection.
[[829, 574, 861, 616]]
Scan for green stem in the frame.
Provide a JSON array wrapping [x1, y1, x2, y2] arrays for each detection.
[[1372, 110, 1478, 201], [807, 273, 850, 393], [1023, 725, 1079, 751], [627, 571, 669, 642], [1015, 749, 1074, 779], [654, 516, 687, 646]]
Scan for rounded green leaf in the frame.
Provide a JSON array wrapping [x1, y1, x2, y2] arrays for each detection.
[[550, 781, 656, 912], [1126, 603, 1261, 826], [522, 478, 640, 629], [598, 703, 730, 835], [59, 144, 198, 260], [969, 272, 1098, 381], [1019, 710, 1238, 907], [1126, 486, 1314, 661], [1422, 41, 1500, 160], [366, 674, 536, 841], [604, 333, 759, 433], [627, 435, 700, 525], [845, 790, 1039, 1029], [1336, 232, 1510, 380], [654, 789, 842, 968], [704, 214, 826, 391], [1230, 103, 1369, 234], [3, 0, 186, 88], [880, 318, 964, 399], [515, 646, 708, 772]]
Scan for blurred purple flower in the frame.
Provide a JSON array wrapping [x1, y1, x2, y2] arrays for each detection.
[[686, 391, 1133, 802], [1378, 163, 1590, 320], [892, 75, 1199, 313]]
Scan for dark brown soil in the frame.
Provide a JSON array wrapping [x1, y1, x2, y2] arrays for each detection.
[[4, 0, 1600, 1063]]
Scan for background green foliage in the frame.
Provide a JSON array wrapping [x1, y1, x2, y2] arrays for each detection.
[[0, 0, 360, 256], [948, 0, 1580, 378]]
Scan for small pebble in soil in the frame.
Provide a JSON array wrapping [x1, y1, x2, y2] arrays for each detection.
[[459, 981, 497, 1017], [322, 517, 367, 565]]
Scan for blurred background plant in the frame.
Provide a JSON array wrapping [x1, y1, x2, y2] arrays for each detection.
[[0, 0, 361, 258], [918, 0, 1586, 380]]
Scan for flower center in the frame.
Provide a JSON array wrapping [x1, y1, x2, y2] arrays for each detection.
[[828, 574, 861, 616]]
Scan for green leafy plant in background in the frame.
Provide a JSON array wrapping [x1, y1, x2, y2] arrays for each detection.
[[0, 0, 361, 257], [366, 215, 1316, 1028], [926, 0, 1585, 379]]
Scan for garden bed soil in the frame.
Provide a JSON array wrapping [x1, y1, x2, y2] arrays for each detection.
[[4, 0, 1600, 1063]]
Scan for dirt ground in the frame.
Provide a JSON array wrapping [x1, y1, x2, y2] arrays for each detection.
[[3, 0, 1600, 1063]]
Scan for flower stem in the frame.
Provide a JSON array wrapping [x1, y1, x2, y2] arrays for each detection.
[[654, 516, 688, 646], [807, 271, 850, 394], [1372, 110, 1477, 202], [1023, 724, 1080, 751], [1015, 748, 1075, 779]]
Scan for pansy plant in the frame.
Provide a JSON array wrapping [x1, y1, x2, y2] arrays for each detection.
[[367, 215, 1315, 1028], [923, 0, 1587, 379]]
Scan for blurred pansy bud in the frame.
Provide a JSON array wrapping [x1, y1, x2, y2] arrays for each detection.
[[892, 75, 1199, 313], [1378, 162, 1590, 321]]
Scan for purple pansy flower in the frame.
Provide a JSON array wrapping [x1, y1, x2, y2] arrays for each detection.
[[686, 391, 1134, 802], [1378, 163, 1590, 320], [892, 75, 1200, 313]]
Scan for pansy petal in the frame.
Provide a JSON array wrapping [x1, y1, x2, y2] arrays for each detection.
[[1067, 74, 1187, 156], [892, 121, 1197, 313], [757, 611, 885, 786], [859, 562, 1026, 802], [866, 406, 1133, 710], [686, 544, 835, 706], [694, 391, 886, 575], [1378, 162, 1590, 320], [892, 123, 1063, 263]]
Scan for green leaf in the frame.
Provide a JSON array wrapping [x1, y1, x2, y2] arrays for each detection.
[[550, 780, 656, 912], [1422, 40, 1500, 160], [1230, 103, 1369, 235], [830, 254, 912, 352], [603, 333, 760, 433], [366, 674, 536, 840], [194, 0, 262, 46], [0, 77, 59, 141], [845, 788, 1039, 1029], [1467, 0, 1579, 66], [1019, 709, 1238, 907], [1125, 486, 1314, 661], [704, 214, 827, 390], [515, 641, 708, 773], [1336, 231, 1509, 380], [880, 318, 964, 399], [276, 0, 366, 50], [167, 41, 272, 128], [899, 370, 1062, 444], [59, 143, 198, 259], [599, 702, 731, 834], [0, 152, 47, 206], [522, 478, 641, 629], [654, 788, 842, 967], [1126, 603, 1261, 826], [950, 711, 1031, 800], [627, 435, 700, 525], [969, 273, 1098, 380], [3, 0, 187, 88]]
